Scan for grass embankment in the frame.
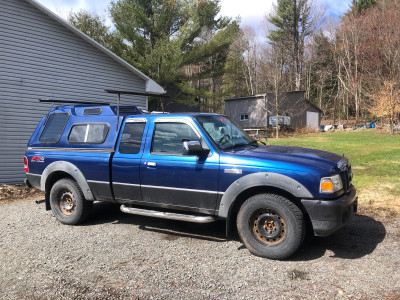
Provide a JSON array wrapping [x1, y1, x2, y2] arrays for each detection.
[[267, 130, 400, 217]]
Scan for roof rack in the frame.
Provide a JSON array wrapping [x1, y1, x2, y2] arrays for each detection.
[[39, 90, 169, 131], [39, 99, 110, 105], [104, 89, 170, 98], [105, 89, 169, 131]]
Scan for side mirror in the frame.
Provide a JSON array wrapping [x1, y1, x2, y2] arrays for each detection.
[[182, 140, 209, 156]]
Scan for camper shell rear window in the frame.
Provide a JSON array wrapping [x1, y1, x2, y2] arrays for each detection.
[[39, 113, 69, 144], [68, 123, 110, 144]]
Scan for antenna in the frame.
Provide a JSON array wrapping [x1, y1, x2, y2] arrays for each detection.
[[104, 89, 169, 131], [116, 92, 120, 131]]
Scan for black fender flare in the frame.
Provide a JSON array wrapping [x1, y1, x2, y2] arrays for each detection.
[[218, 172, 313, 219], [40, 161, 95, 200]]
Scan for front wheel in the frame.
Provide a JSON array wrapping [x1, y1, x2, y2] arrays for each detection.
[[49, 178, 92, 225], [237, 194, 305, 260]]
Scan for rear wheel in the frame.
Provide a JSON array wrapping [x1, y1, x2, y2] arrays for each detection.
[[237, 193, 305, 260], [49, 178, 92, 225]]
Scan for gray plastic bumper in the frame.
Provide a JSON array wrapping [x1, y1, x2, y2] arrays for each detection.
[[301, 186, 358, 237]]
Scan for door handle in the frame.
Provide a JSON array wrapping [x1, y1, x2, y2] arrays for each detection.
[[147, 162, 157, 167]]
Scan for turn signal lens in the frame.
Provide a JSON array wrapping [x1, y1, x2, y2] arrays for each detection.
[[24, 156, 29, 173], [320, 174, 343, 193], [321, 181, 333, 191]]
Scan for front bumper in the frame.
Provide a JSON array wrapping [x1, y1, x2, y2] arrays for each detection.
[[301, 186, 358, 237]]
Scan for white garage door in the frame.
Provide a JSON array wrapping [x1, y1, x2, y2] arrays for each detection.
[[306, 111, 319, 130]]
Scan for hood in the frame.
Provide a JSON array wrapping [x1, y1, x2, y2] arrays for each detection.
[[222, 145, 346, 174]]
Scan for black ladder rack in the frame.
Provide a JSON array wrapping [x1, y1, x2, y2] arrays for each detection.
[[39, 99, 110, 105], [105, 89, 169, 131]]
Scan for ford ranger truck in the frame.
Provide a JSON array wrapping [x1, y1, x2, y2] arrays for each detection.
[[24, 104, 358, 260]]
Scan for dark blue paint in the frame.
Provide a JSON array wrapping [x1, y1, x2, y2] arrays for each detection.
[[25, 105, 350, 210]]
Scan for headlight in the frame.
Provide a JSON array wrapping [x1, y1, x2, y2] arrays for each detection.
[[320, 174, 343, 193]]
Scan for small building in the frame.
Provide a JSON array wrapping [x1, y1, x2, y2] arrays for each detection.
[[224, 91, 322, 130], [0, 0, 164, 183]]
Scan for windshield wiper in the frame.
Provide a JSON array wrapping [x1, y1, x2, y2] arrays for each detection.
[[248, 140, 259, 147], [224, 140, 259, 151]]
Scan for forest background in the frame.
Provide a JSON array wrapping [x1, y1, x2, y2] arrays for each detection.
[[66, 0, 400, 134]]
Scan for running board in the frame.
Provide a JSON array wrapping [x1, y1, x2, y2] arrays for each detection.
[[120, 205, 216, 223]]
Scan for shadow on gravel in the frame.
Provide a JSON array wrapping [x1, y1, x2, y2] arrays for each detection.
[[85, 203, 386, 260], [85, 202, 227, 242], [290, 214, 386, 261]]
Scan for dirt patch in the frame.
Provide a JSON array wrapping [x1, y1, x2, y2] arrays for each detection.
[[352, 167, 375, 175], [357, 188, 400, 218], [0, 184, 44, 204]]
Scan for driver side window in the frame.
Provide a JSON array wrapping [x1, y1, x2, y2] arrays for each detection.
[[151, 122, 200, 155]]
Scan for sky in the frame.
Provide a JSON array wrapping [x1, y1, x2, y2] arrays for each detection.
[[36, 0, 353, 31]]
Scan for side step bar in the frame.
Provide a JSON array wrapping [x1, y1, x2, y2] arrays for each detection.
[[120, 205, 216, 223]]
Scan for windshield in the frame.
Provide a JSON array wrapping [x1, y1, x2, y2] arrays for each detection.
[[195, 115, 256, 150]]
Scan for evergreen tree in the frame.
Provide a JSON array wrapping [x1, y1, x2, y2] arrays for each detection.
[[349, 0, 377, 15], [307, 32, 337, 118], [222, 31, 250, 98], [109, 0, 239, 111], [69, 11, 126, 57], [267, 0, 321, 90]]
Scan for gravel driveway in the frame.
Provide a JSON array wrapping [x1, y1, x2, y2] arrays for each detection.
[[1, 199, 399, 299]]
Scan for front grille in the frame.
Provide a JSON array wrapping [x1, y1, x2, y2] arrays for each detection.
[[339, 165, 352, 193], [337, 157, 352, 193]]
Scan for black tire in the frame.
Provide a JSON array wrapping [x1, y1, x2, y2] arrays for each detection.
[[49, 178, 92, 225], [236, 193, 305, 260]]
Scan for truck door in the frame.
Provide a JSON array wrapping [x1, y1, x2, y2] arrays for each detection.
[[140, 117, 220, 215], [112, 118, 148, 202]]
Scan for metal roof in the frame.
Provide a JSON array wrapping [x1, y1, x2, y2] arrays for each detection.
[[26, 0, 165, 95]]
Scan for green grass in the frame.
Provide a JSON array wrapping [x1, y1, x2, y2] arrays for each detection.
[[266, 130, 400, 216]]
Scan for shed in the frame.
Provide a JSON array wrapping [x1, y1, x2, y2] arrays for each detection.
[[0, 0, 164, 183], [224, 91, 322, 130]]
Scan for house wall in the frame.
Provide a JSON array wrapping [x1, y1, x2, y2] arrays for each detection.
[[0, 0, 148, 183]]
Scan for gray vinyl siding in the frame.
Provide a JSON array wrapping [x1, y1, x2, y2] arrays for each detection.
[[0, 0, 148, 183]]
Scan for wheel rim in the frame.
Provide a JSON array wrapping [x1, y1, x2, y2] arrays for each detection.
[[251, 209, 286, 244], [58, 189, 75, 215]]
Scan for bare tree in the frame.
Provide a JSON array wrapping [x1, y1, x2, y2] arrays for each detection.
[[263, 45, 289, 138], [267, 0, 325, 90], [241, 26, 262, 95], [336, 14, 366, 123], [370, 81, 400, 134], [335, 0, 400, 125]]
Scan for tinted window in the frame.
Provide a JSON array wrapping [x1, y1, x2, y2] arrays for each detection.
[[152, 122, 200, 154], [39, 113, 69, 143], [68, 123, 109, 144], [83, 107, 102, 115], [119, 122, 146, 154]]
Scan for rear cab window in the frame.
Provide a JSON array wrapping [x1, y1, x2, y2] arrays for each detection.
[[118, 118, 147, 154]]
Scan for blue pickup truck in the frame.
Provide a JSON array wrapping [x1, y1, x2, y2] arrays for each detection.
[[24, 104, 357, 259]]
